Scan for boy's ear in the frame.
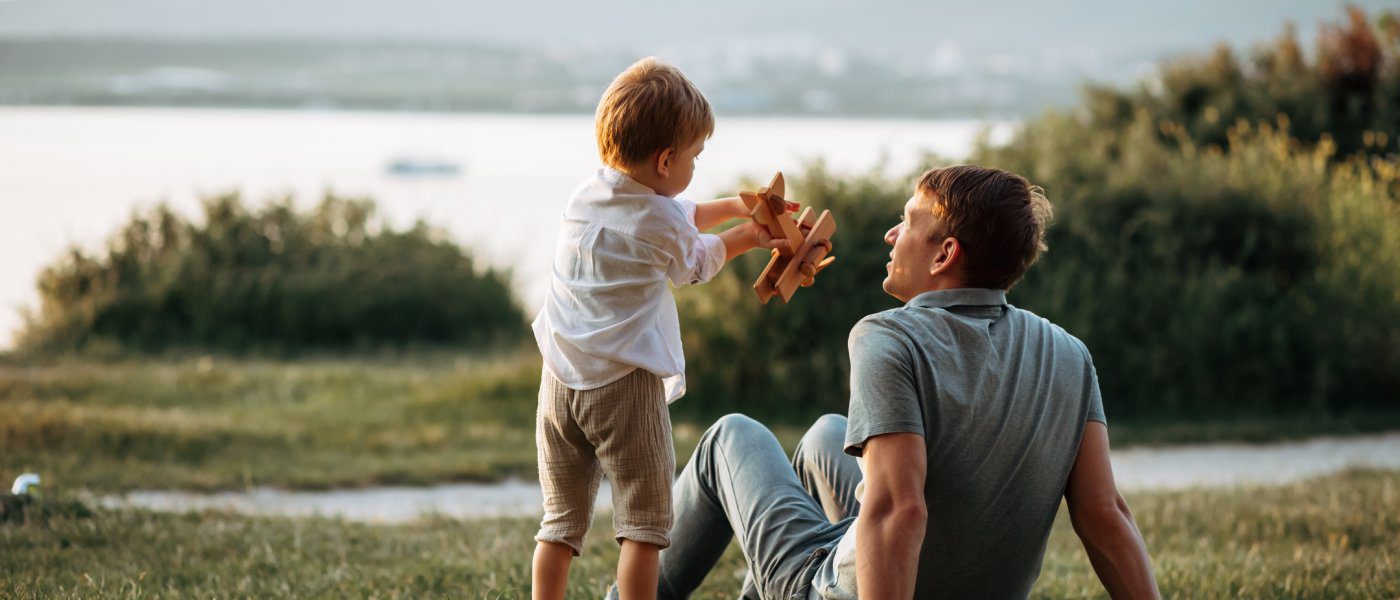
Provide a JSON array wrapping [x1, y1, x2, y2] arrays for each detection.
[[655, 147, 675, 178]]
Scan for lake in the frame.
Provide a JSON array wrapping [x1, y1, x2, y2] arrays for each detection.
[[0, 107, 1010, 348]]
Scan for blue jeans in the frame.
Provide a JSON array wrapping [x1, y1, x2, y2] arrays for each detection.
[[609, 413, 862, 599]]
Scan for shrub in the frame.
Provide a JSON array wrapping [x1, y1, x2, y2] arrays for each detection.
[[17, 194, 526, 355], [1083, 6, 1400, 161], [678, 8, 1400, 420], [974, 115, 1400, 418]]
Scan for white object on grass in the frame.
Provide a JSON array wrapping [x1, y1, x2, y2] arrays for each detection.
[[11, 473, 40, 495]]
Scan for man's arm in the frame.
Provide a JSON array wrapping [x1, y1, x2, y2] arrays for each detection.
[[856, 432, 927, 598], [1064, 421, 1160, 599]]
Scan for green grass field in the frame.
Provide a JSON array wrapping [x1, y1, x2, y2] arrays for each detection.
[[4, 354, 1400, 494], [2, 470, 1396, 598], [2, 355, 1397, 597], [0, 353, 816, 494]]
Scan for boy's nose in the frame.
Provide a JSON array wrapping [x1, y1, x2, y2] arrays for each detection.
[[885, 224, 899, 246]]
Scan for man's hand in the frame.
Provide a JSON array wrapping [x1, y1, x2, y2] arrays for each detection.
[[1065, 422, 1160, 599], [856, 432, 927, 598]]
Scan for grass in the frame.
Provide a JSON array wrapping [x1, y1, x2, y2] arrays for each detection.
[[2, 470, 1396, 598], [2, 354, 1396, 597], [1, 352, 546, 493], [3, 354, 1399, 494]]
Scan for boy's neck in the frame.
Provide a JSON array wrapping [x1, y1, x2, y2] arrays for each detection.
[[613, 162, 665, 196]]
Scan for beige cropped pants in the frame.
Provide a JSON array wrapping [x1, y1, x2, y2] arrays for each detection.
[[535, 368, 674, 554]]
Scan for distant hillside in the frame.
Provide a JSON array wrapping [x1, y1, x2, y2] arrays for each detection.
[[2, 0, 1394, 118], [0, 38, 1075, 118]]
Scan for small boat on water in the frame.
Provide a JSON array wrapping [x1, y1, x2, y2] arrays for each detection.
[[385, 157, 463, 178]]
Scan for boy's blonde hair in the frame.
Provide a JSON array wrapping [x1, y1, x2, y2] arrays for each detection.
[[596, 57, 714, 168]]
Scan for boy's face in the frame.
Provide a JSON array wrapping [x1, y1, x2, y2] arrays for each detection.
[[654, 137, 704, 197]]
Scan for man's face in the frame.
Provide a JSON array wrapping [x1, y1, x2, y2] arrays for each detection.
[[883, 189, 943, 302]]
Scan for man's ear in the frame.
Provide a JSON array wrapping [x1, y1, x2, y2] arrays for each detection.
[[654, 147, 675, 178], [929, 236, 961, 278]]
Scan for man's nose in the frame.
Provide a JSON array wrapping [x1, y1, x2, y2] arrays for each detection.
[[885, 224, 899, 245]]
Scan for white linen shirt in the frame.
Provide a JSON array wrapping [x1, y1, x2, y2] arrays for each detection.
[[531, 167, 727, 403]]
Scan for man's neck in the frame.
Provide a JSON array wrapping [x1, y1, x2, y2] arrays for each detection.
[[901, 277, 972, 302]]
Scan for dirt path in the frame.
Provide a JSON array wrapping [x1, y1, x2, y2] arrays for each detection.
[[96, 431, 1400, 523]]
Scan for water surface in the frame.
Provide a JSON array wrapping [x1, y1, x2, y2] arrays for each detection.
[[0, 107, 1009, 347]]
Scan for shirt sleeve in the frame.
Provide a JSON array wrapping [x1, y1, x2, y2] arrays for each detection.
[[844, 317, 925, 457], [663, 198, 726, 287], [1085, 352, 1107, 424]]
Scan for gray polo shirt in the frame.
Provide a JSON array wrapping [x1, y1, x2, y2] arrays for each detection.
[[842, 287, 1105, 599]]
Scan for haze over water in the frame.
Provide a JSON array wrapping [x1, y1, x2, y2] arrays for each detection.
[[0, 106, 1009, 348]]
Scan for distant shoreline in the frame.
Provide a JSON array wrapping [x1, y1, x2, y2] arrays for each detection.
[[0, 36, 1073, 119], [0, 101, 1020, 123]]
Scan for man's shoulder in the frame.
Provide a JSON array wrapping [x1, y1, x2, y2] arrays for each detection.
[[1005, 304, 1094, 362], [849, 303, 1095, 364], [848, 309, 917, 349]]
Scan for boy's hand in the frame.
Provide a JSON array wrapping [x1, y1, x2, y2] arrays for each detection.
[[744, 222, 789, 253], [720, 221, 791, 261], [744, 221, 792, 251]]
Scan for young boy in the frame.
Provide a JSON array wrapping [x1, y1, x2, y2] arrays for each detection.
[[529, 57, 791, 599]]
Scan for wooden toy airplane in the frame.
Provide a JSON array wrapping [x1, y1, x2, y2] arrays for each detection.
[[739, 172, 837, 304]]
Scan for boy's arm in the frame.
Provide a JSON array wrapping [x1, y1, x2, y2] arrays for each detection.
[[664, 197, 793, 287], [693, 197, 747, 231], [694, 196, 800, 231]]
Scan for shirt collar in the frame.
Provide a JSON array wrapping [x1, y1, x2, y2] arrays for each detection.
[[906, 288, 1008, 309], [600, 166, 657, 195]]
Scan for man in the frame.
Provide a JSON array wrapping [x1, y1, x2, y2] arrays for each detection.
[[612, 165, 1159, 599]]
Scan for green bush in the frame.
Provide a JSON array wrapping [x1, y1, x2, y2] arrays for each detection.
[[677, 7, 1400, 421], [1083, 6, 1400, 161], [17, 194, 526, 355], [679, 123, 1400, 422], [974, 115, 1400, 418]]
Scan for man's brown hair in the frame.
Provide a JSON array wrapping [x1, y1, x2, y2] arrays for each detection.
[[918, 165, 1052, 290], [595, 57, 714, 168]]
